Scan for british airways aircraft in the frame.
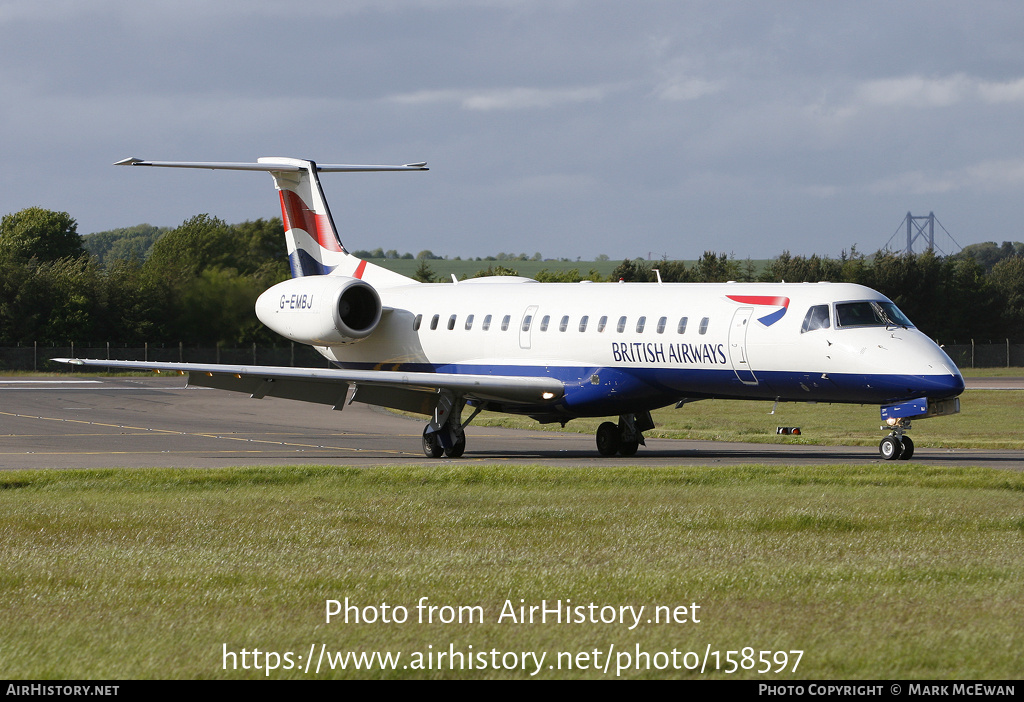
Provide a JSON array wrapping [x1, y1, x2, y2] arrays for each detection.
[[58, 157, 964, 460]]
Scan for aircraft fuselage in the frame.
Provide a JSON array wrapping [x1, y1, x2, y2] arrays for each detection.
[[307, 279, 964, 422]]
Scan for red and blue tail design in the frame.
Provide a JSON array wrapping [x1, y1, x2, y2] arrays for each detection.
[[279, 188, 343, 276], [265, 157, 348, 278], [114, 156, 426, 287], [261, 157, 421, 286]]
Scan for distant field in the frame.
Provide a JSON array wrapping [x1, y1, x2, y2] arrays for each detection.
[[362, 258, 771, 280], [1, 464, 1022, 679], [367, 257, 623, 279]]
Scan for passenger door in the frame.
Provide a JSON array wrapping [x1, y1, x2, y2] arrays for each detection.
[[728, 307, 758, 385]]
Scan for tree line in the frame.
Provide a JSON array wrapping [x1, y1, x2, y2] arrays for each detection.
[[1, 207, 1022, 345], [602, 249, 1023, 343], [1, 208, 288, 346]]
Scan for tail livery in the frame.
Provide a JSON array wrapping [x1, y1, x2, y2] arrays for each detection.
[[114, 156, 427, 286]]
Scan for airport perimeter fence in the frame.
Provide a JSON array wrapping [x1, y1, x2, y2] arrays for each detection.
[[942, 342, 1024, 369], [0, 342, 336, 373], [1, 340, 1024, 372]]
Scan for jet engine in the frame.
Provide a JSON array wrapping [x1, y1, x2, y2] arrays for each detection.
[[255, 275, 382, 345]]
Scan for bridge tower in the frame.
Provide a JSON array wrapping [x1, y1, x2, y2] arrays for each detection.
[[903, 212, 935, 254]]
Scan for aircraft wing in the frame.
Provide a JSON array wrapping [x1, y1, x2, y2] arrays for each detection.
[[52, 359, 564, 415]]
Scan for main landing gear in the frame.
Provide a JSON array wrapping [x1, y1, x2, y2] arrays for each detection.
[[421, 391, 482, 459], [596, 412, 654, 457], [879, 419, 914, 460]]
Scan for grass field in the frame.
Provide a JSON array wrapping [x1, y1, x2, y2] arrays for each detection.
[[1, 464, 1022, 679], [471, 389, 1024, 450]]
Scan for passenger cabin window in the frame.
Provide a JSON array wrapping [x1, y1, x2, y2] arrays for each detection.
[[835, 301, 914, 329], [501, 315, 511, 331], [636, 316, 646, 333], [448, 314, 457, 330], [559, 315, 569, 332], [540, 315, 550, 332], [617, 316, 627, 333], [698, 317, 709, 335], [483, 314, 492, 331], [657, 317, 667, 334], [413, 314, 422, 331], [801, 305, 831, 333], [521, 315, 533, 332], [579, 315, 589, 332], [677, 317, 688, 334], [598, 316, 608, 332], [465, 314, 474, 331], [430, 314, 439, 331]]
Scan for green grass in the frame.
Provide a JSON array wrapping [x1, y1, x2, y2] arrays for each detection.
[[2, 465, 1023, 679], [960, 366, 1024, 377], [475, 390, 1024, 450]]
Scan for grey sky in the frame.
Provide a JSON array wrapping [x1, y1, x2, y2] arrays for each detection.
[[2, 0, 1023, 260]]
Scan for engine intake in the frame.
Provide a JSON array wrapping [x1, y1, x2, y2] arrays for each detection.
[[255, 275, 382, 345]]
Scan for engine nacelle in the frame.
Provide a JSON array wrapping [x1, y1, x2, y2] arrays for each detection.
[[255, 276, 382, 345]]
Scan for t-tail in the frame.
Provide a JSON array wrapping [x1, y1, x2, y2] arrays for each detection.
[[114, 156, 427, 287]]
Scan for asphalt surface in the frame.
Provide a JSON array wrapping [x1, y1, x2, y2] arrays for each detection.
[[1, 376, 1021, 470]]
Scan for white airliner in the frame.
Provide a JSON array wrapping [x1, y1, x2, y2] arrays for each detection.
[[58, 157, 964, 460]]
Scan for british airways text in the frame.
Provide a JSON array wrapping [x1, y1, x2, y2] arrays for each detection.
[[612, 342, 727, 365]]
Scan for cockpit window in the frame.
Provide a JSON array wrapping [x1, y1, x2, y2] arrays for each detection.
[[801, 305, 831, 333], [835, 301, 914, 329]]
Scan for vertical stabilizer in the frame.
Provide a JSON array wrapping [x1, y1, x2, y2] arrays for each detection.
[[114, 156, 427, 287], [262, 157, 346, 277], [259, 157, 421, 286]]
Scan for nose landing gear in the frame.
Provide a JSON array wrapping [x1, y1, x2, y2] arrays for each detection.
[[879, 420, 914, 460]]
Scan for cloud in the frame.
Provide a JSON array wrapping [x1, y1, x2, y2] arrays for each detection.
[[856, 74, 973, 108], [868, 158, 1024, 195], [388, 85, 611, 111], [853, 73, 1024, 109], [868, 170, 962, 196], [977, 77, 1024, 103], [965, 158, 1024, 187], [653, 76, 724, 102]]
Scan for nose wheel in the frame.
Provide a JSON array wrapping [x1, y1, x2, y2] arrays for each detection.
[[879, 431, 914, 460]]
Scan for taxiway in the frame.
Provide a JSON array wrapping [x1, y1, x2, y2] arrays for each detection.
[[1, 377, 1020, 470]]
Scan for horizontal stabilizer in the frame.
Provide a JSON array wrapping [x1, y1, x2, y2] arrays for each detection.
[[114, 157, 428, 172], [115, 155, 425, 285]]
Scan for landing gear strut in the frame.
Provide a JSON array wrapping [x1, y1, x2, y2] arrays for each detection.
[[421, 391, 481, 459], [596, 412, 654, 457], [879, 419, 914, 460]]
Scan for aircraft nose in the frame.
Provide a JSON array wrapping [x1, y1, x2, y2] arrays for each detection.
[[926, 368, 965, 398]]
